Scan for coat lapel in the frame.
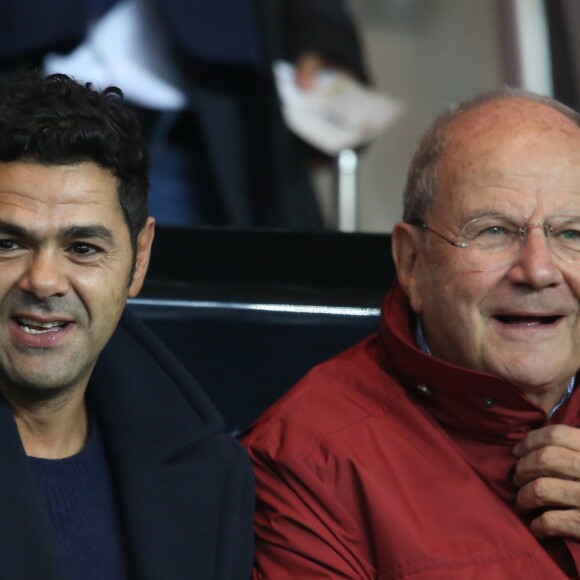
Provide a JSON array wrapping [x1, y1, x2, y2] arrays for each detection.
[[113, 451, 240, 579], [90, 311, 238, 579]]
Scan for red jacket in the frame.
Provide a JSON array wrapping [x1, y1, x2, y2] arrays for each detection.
[[241, 284, 580, 578]]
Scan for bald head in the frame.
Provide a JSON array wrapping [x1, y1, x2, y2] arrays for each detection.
[[438, 98, 580, 207], [402, 89, 580, 224], [445, 97, 580, 153]]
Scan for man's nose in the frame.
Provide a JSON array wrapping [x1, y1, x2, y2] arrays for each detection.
[[18, 251, 69, 299], [506, 226, 564, 289]]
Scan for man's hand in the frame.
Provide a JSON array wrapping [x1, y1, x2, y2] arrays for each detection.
[[294, 52, 326, 91], [513, 425, 580, 539], [294, 52, 356, 91]]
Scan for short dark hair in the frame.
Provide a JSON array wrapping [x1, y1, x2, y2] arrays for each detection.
[[402, 87, 580, 224], [0, 69, 149, 250]]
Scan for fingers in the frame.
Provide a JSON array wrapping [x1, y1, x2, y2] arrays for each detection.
[[513, 445, 580, 486], [294, 52, 325, 91], [513, 425, 580, 457], [513, 425, 580, 540], [528, 507, 580, 539], [516, 477, 580, 540], [516, 477, 580, 511]]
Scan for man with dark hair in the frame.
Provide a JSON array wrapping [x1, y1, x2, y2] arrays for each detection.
[[0, 70, 253, 579], [242, 88, 580, 578]]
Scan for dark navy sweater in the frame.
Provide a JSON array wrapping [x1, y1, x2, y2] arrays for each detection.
[[28, 424, 130, 579]]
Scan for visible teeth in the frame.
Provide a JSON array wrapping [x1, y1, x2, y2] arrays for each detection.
[[21, 326, 61, 334], [17, 318, 65, 334], [18, 318, 62, 328]]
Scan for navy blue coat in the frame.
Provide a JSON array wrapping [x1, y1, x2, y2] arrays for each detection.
[[0, 309, 254, 579]]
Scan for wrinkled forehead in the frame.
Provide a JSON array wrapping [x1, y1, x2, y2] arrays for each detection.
[[443, 99, 580, 158], [437, 99, 580, 200]]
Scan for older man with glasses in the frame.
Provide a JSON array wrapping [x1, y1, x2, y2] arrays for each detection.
[[242, 87, 580, 578]]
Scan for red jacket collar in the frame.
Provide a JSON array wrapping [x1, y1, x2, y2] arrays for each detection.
[[378, 283, 580, 444]]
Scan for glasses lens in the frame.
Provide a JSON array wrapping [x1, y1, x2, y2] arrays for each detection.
[[455, 215, 580, 271], [549, 216, 580, 264], [457, 216, 519, 271]]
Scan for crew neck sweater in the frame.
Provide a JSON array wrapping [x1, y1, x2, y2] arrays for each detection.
[[28, 423, 130, 579]]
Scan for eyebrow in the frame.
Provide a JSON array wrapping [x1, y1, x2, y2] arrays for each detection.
[[0, 220, 116, 245], [463, 211, 580, 223], [463, 209, 513, 222], [63, 225, 116, 245]]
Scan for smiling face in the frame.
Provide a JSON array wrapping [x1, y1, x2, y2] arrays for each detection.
[[0, 161, 154, 403], [393, 98, 580, 411]]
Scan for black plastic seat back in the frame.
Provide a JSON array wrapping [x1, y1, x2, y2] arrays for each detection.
[[129, 227, 395, 432]]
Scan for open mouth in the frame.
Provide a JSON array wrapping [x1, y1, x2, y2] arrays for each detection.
[[15, 317, 69, 335], [494, 315, 561, 325]]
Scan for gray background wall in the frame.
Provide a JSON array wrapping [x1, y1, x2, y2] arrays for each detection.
[[316, 0, 506, 233]]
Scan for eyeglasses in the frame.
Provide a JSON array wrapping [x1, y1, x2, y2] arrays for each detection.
[[413, 215, 580, 271]]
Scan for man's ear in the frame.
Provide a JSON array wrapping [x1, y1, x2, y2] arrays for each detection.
[[129, 217, 155, 297], [391, 223, 423, 314]]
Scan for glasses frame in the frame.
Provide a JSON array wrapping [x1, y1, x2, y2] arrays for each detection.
[[414, 222, 468, 249], [413, 221, 554, 251], [410, 218, 580, 271], [412, 222, 554, 249]]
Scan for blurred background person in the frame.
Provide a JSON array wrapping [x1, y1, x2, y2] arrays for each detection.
[[0, 0, 369, 228]]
